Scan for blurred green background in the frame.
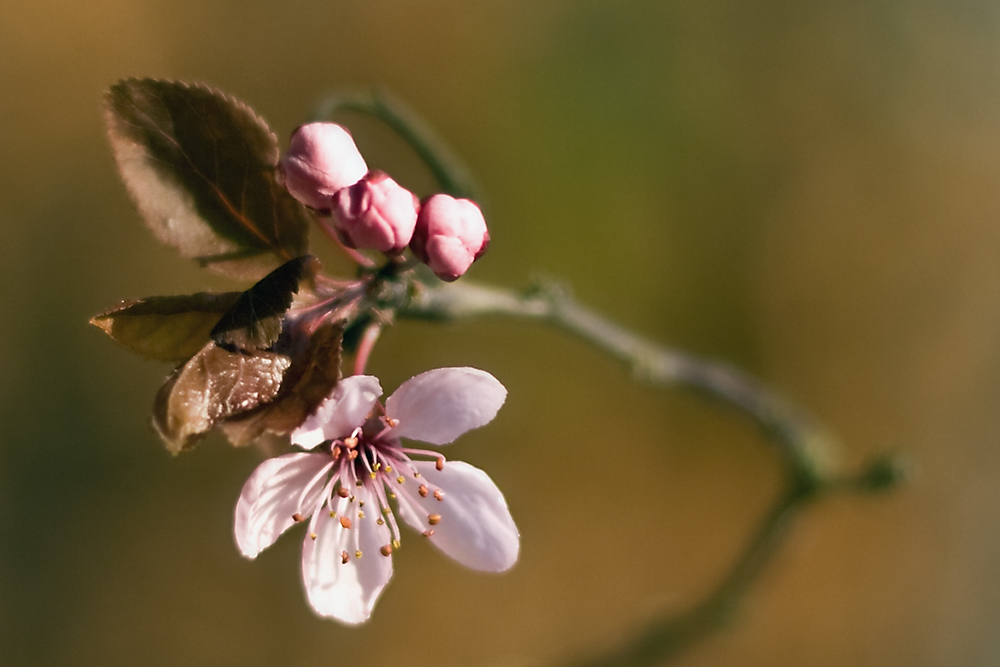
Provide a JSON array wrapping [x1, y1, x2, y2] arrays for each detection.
[[4, 1, 1000, 665]]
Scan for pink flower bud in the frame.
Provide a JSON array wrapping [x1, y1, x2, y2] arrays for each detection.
[[410, 194, 489, 281], [331, 171, 419, 253], [279, 123, 368, 211]]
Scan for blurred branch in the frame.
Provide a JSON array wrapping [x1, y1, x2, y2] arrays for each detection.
[[400, 278, 907, 665], [403, 279, 830, 486], [313, 91, 481, 201]]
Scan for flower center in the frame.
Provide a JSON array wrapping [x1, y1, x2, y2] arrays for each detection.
[[305, 417, 448, 559]]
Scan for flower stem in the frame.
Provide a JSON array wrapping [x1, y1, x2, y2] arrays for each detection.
[[353, 321, 383, 376]]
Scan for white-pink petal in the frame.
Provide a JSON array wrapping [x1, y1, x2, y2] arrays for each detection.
[[291, 375, 383, 449], [301, 487, 394, 624], [397, 460, 519, 572], [386, 367, 506, 445], [235, 453, 332, 558]]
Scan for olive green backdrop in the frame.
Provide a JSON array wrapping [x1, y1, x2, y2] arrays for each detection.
[[3, 1, 1000, 665]]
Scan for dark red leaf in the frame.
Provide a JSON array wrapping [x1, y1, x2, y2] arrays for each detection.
[[105, 79, 310, 279]]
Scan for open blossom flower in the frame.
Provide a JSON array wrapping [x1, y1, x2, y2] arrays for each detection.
[[234, 368, 518, 624]]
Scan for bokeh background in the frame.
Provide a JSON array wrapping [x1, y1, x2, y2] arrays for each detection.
[[3, 1, 1000, 665]]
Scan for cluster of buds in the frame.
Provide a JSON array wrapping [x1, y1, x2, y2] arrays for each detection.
[[279, 122, 489, 281]]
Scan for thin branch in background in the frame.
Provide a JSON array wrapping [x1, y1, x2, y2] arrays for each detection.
[[400, 279, 907, 665], [313, 90, 482, 202]]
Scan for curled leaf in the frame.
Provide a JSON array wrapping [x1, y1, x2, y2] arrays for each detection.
[[211, 255, 320, 352], [153, 342, 291, 454], [91, 292, 241, 361], [105, 78, 310, 279], [222, 321, 344, 447]]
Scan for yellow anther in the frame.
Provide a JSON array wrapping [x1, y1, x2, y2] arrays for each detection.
[[385, 466, 393, 473], [310, 532, 317, 540], [329, 511, 336, 518], [392, 539, 400, 549], [355, 550, 362, 559], [382, 507, 390, 515], [414, 472, 421, 479], [370, 471, 377, 479], [358, 511, 365, 519], [397, 476, 405, 484], [377, 518, 385, 525], [389, 493, 396, 499], [374, 462, 382, 471]]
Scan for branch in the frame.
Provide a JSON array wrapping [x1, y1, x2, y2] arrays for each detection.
[[313, 90, 481, 200], [400, 278, 906, 664], [403, 280, 835, 484]]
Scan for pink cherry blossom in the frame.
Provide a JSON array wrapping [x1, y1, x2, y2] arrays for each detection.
[[410, 194, 490, 281], [279, 123, 368, 212], [331, 170, 419, 253], [234, 368, 517, 624]]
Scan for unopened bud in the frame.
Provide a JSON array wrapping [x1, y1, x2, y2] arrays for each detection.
[[279, 123, 368, 212], [410, 194, 489, 281], [331, 171, 419, 253]]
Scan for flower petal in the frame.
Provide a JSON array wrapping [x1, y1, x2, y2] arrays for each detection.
[[302, 487, 394, 624], [235, 453, 331, 558], [385, 367, 506, 445], [397, 460, 518, 572], [291, 375, 382, 449]]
